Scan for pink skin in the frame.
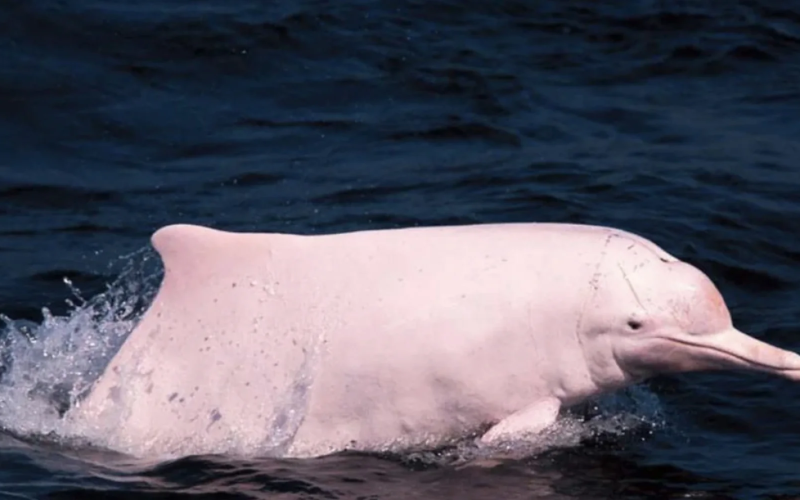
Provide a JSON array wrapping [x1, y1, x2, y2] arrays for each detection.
[[66, 223, 800, 459]]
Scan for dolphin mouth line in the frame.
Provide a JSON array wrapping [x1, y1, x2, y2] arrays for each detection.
[[654, 336, 800, 373]]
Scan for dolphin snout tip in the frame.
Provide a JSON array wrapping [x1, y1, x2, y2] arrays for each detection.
[[777, 367, 800, 382], [774, 351, 800, 381], [785, 349, 800, 366]]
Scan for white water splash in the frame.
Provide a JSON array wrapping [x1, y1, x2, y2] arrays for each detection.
[[0, 248, 162, 445]]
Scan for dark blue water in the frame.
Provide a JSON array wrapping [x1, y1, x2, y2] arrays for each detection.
[[2, 0, 800, 498]]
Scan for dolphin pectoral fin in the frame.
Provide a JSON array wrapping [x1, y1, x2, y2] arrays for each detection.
[[479, 398, 561, 445]]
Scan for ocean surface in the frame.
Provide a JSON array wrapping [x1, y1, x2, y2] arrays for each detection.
[[1, 0, 800, 498]]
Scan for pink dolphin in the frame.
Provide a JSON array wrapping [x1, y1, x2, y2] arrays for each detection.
[[67, 223, 800, 459]]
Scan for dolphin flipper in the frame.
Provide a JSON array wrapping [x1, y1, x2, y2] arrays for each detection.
[[479, 398, 561, 445]]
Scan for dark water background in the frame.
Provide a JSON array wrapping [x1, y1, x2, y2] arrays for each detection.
[[2, 0, 800, 498]]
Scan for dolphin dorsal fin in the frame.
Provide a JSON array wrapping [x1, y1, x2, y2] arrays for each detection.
[[148, 224, 276, 296], [151, 224, 231, 272]]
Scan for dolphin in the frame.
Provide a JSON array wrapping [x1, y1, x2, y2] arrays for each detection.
[[66, 223, 800, 459]]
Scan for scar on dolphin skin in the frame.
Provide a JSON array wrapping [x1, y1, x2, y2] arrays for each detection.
[[576, 233, 614, 338], [108, 385, 122, 403], [602, 232, 666, 315], [617, 263, 646, 313], [208, 409, 222, 429]]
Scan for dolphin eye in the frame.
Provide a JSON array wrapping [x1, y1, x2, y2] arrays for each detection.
[[627, 319, 643, 330]]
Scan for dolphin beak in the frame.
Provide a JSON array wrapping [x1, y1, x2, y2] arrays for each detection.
[[679, 327, 800, 381]]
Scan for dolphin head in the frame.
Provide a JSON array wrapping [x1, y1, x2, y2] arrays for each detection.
[[578, 244, 800, 391], [618, 261, 800, 382]]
